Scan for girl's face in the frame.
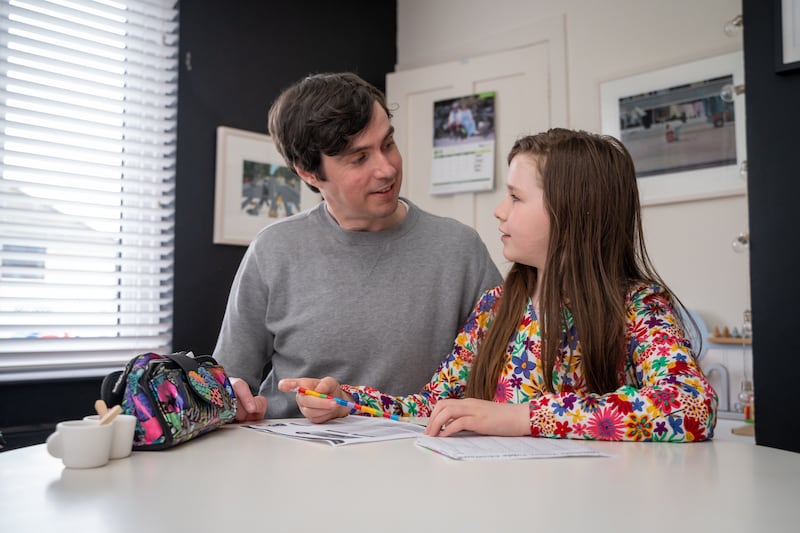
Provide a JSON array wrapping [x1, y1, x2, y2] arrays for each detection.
[[493, 154, 550, 270]]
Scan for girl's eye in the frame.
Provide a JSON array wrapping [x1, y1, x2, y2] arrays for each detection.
[[352, 154, 367, 165], [510, 194, 520, 202]]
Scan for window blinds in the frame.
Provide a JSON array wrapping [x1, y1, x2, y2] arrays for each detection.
[[0, 0, 179, 380]]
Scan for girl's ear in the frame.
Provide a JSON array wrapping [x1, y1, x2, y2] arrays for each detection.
[[294, 165, 322, 190]]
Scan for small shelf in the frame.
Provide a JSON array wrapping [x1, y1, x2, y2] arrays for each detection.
[[708, 337, 752, 345]]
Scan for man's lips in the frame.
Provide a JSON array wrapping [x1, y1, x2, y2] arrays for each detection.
[[372, 182, 394, 194]]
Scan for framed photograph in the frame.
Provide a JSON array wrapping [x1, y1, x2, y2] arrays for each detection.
[[601, 51, 746, 206], [214, 126, 319, 246], [777, 0, 800, 72], [430, 92, 496, 195]]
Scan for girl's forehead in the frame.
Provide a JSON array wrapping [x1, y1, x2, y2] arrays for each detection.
[[508, 154, 541, 179]]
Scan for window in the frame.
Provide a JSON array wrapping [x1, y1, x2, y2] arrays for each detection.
[[0, 0, 178, 380]]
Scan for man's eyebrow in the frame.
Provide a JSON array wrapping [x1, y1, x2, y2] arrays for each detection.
[[338, 126, 395, 158]]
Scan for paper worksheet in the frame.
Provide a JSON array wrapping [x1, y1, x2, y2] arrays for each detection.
[[245, 417, 426, 446], [416, 434, 610, 461]]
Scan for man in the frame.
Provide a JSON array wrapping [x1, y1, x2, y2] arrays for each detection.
[[214, 72, 502, 420]]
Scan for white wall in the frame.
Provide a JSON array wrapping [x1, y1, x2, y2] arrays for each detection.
[[396, 0, 750, 333]]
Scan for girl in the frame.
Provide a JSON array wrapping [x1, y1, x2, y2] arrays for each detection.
[[279, 128, 718, 442]]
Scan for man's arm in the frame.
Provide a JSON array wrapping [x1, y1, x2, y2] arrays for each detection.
[[213, 244, 273, 420]]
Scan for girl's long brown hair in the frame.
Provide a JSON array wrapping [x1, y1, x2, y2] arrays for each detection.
[[466, 129, 685, 399]]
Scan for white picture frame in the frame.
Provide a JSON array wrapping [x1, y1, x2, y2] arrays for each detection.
[[778, 0, 800, 71], [600, 51, 746, 206], [213, 126, 319, 246]]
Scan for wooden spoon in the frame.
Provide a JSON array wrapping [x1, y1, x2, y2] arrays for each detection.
[[99, 404, 122, 425], [94, 399, 109, 417]]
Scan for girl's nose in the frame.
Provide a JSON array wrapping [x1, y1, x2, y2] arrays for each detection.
[[493, 198, 507, 220]]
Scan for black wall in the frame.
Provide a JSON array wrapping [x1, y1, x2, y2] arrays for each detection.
[[172, 1, 397, 355], [0, 1, 397, 451], [742, 0, 800, 453]]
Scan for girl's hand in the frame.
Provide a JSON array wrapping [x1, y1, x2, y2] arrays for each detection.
[[278, 376, 352, 423], [424, 399, 530, 437]]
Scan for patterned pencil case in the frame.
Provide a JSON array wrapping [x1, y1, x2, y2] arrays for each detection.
[[101, 351, 237, 450]]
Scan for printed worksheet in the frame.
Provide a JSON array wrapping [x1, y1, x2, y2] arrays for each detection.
[[245, 417, 426, 446], [416, 434, 610, 461]]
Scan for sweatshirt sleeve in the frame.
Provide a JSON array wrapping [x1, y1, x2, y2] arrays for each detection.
[[341, 286, 502, 417], [527, 285, 718, 442], [212, 243, 274, 393]]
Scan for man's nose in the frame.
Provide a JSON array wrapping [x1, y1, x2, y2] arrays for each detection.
[[372, 152, 395, 178]]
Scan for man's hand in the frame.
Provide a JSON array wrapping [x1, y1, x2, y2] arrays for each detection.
[[278, 376, 351, 423], [230, 377, 267, 422]]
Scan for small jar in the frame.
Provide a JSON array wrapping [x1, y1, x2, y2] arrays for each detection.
[[738, 379, 754, 422]]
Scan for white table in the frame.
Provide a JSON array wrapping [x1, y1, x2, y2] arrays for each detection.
[[1, 419, 797, 532]]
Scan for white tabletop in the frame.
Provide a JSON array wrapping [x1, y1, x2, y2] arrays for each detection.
[[1, 419, 797, 533]]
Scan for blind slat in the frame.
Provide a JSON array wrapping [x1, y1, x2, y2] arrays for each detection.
[[4, 2, 178, 57], [0, 177, 175, 204], [1, 235, 171, 256], [1, 309, 172, 321], [0, 165, 175, 192], [2, 146, 176, 177], [0, 274, 172, 288], [3, 57, 179, 103], [0, 26, 179, 75], [0, 207, 175, 232], [1, 335, 173, 354], [0, 339, 173, 383], [0, 254, 174, 270], [2, 177, 175, 204], [0, 227, 173, 248], [2, 87, 177, 130], [0, 327, 172, 339]]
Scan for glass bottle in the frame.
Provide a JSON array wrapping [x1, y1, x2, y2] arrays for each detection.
[[738, 379, 754, 422], [742, 309, 753, 338]]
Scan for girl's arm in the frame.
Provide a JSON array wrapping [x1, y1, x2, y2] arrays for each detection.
[[341, 287, 502, 417]]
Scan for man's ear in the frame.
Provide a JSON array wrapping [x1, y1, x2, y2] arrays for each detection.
[[294, 165, 321, 190]]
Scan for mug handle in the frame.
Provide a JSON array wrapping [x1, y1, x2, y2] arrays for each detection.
[[46, 431, 63, 458]]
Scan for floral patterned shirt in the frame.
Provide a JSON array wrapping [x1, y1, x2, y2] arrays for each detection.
[[343, 283, 718, 442]]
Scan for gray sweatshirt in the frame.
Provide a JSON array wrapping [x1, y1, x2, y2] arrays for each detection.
[[213, 199, 502, 417]]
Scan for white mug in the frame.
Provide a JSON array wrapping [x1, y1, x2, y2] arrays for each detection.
[[83, 414, 137, 459], [46, 420, 112, 468]]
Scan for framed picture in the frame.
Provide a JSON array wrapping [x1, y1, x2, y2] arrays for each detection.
[[777, 0, 800, 72], [213, 126, 319, 246], [430, 92, 496, 194], [600, 51, 746, 206]]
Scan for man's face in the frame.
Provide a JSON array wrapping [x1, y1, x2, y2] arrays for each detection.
[[297, 101, 404, 232]]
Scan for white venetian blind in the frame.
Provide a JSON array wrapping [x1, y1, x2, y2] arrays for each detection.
[[0, 0, 178, 380]]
